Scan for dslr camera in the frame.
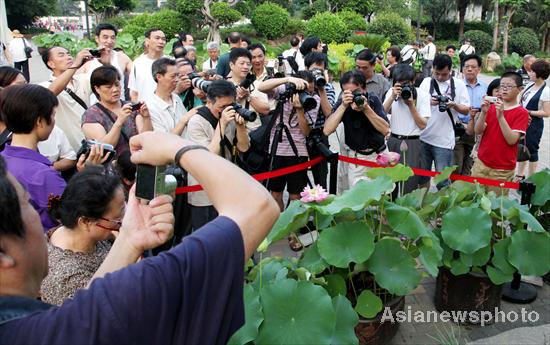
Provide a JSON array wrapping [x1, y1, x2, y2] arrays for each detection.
[[310, 69, 326, 88], [307, 128, 336, 159], [283, 82, 317, 112], [435, 95, 451, 112], [400, 83, 417, 101], [191, 77, 212, 93], [232, 103, 257, 122], [352, 90, 368, 107], [135, 165, 178, 201], [76, 139, 116, 164], [89, 49, 101, 58], [239, 73, 256, 89]]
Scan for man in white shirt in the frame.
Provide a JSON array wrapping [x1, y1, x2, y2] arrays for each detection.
[[419, 36, 436, 78], [80, 23, 133, 102], [146, 57, 191, 136], [202, 42, 219, 72], [40, 47, 94, 151], [128, 28, 167, 102], [400, 41, 420, 66], [37, 126, 77, 173], [8, 30, 31, 81], [418, 54, 470, 188], [383, 64, 431, 193], [281, 36, 304, 75]]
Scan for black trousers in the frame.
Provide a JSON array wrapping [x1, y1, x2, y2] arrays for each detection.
[[14, 60, 29, 81]]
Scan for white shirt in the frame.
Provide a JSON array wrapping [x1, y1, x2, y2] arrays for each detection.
[[202, 58, 218, 72], [458, 44, 475, 55], [419, 77, 471, 149], [282, 48, 304, 74], [128, 54, 159, 102], [400, 45, 417, 65], [87, 50, 126, 102], [419, 42, 436, 61], [384, 87, 431, 136], [38, 126, 77, 163], [146, 92, 187, 133], [8, 38, 29, 62], [521, 83, 550, 110], [40, 74, 91, 151]]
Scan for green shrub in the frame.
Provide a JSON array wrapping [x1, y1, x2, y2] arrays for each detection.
[[251, 2, 290, 39], [210, 2, 241, 26], [416, 20, 493, 40], [305, 12, 348, 44], [463, 30, 492, 53], [221, 24, 257, 40], [121, 24, 146, 39], [337, 10, 366, 32], [107, 16, 129, 31], [285, 18, 306, 36], [502, 52, 523, 70], [367, 12, 411, 45], [348, 34, 389, 53], [509, 27, 539, 56], [124, 10, 183, 40], [302, 0, 328, 20]]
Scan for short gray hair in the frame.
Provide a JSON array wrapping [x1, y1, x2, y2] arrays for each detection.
[[184, 45, 196, 52], [207, 41, 219, 50]]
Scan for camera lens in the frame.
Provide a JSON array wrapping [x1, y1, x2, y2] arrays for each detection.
[[233, 103, 257, 122], [312, 69, 326, 88], [299, 92, 317, 112], [191, 78, 212, 93], [352, 90, 365, 107], [401, 85, 412, 100]]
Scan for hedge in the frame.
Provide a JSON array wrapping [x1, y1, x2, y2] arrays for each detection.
[[416, 21, 493, 40], [305, 12, 348, 44], [367, 12, 411, 45], [509, 27, 540, 56], [337, 10, 366, 32], [463, 30, 492, 54], [251, 2, 290, 39]]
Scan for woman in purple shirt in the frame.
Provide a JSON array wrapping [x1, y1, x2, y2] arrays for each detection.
[[0, 84, 66, 230]]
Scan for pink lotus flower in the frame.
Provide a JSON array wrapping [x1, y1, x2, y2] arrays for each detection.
[[376, 151, 401, 167], [300, 185, 329, 203]]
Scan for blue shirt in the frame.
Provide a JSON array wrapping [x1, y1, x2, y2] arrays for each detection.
[[0, 145, 66, 231], [0, 216, 245, 345], [461, 78, 488, 123]]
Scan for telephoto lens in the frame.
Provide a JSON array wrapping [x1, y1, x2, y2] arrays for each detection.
[[191, 78, 212, 93], [232, 103, 257, 122], [299, 92, 317, 112], [311, 69, 326, 88], [239, 73, 256, 89], [187, 72, 201, 80], [352, 90, 365, 107]]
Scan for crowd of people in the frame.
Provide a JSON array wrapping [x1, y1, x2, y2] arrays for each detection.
[[0, 22, 549, 343]]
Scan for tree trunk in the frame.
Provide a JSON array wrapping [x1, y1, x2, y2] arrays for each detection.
[[502, 8, 514, 56], [207, 21, 221, 43], [458, 0, 469, 40], [544, 28, 550, 53], [491, 0, 500, 52], [432, 19, 437, 40]]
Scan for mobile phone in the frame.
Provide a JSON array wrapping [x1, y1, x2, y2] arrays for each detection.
[[89, 49, 101, 58], [130, 102, 142, 111]]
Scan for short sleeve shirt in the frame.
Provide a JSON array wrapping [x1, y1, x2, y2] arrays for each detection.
[[37, 126, 76, 163], [128, 54, 158, 102], [0, 216, 245, 345], [146, 92, 187, 134], [384, 87, 431, 136], [82, 102, 139, 157], [477, 105, 529, 170]]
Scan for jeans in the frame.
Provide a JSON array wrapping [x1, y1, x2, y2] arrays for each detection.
[[420, 141, 454, 189], [14, 60, 29, 81]]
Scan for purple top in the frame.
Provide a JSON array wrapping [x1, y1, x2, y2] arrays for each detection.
[[0, 145, 66, 231], [0, 216, 245, 345]]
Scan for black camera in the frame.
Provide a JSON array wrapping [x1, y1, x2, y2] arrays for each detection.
[[232, 103, 257, 122], [135, 165, 178, 201], [376, 54, 384, 61], [307, 128, 336, 159], [239, 73, 256, 89], [284, 82, 317, 112], [436, 95, 451, 112], [187, 72, 202, 80], [400, 83, 416, 101], [352, 90, 367, 107], [89, 49, 101, 58], [191, 78, 212, 93], [130, 102, 143, 111], [311, 68, 326, 88], [76, 139, 116, 164]]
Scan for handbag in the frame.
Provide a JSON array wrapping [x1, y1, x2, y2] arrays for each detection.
[[517, 136, 530, 162], [22, 38, 33, 59]]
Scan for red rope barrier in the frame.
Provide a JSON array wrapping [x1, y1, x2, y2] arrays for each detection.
[[175, 155, 519, 195]]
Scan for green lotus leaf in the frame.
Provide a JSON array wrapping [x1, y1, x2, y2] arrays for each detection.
[[508, 230, 550, 276], [491, 237, 515, 274], [365, 238, 421, 296], [395, 188, 427, 209], [263, 200, 310, 249], [299, 242, 329, 275], [324, 274, 347, 297], [486, 265, 514, 285], [317, 221, 375, 268], [257, 279, 335, 344], [419, 243, 442, 277], [354, 289, 383, 319], [528, 169, 550, 206], [366, 164, 414, 183], [441, 206, 492, 254], [450, 258, 470, 275], [433, 165, 457, 185], [250, 260, 288, 290], [330, 295, 359, 345], [470, 245, 491, 267], [317, 176, 394, 216], [384, 202, 429, 239], [514, 206, 545, 232], [480, 195, 492, 213], [227, 285, 263, 345]]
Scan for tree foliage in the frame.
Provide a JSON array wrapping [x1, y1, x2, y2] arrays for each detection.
[[305, 12, 348, 44], [89, 0, 136, 19], [251, 2, 290, 40], [336, 10, 366, 32], [210, 2, 241, 26], [6, 0, 57, 29], [366, 11, 412, 45]]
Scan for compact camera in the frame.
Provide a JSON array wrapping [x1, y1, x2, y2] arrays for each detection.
[[89, 49, 101, 58], [135, 165, 178, 201], [485, 96, 499, 104], [76, 139, 116, 164], [130, 102, 143, 111], [435, 95, 451, 112]]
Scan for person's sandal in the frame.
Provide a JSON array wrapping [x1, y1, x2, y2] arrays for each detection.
[[288, 234, 303, 252]]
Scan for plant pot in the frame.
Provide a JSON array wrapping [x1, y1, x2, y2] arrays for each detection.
[[434, 267, 502, 325], [354, 296, 405, 345]]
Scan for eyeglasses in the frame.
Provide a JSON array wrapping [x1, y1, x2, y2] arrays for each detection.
[[499, 84, 518, 90], [96, 217, 123, 231]]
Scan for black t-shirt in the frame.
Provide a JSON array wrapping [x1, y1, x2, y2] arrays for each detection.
[[334, 94, 388, 152]]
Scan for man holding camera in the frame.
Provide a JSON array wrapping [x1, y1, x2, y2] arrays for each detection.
[[175, 59, 205, 111], [355, 49, 390, 102], [185, 80, 250, 229], [419, 54, 470, 188], [324, 71, 390, 190], [146, 57, 193, 136], [257, 72, 321, 211], [383, 64, 431, 193]]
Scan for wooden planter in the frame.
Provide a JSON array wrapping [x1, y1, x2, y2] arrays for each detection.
[[434, 267, 502, 325], [354, 296, 405, 345]]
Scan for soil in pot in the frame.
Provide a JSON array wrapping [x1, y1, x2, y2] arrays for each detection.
[[354, 296, 405, 345], [434, 267, 502, 325]]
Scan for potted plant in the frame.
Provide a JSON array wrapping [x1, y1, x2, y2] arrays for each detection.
[[229, 162, 445, 345]]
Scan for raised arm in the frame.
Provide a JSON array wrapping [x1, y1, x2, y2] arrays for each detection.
[[48, 50, 93, 96]]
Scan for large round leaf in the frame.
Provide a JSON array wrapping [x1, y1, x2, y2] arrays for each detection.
[[325, 274, 347, 297], [257, 279, 336, 344], [354, 289, 383, 318], [441, 206, 492, 254], [330, 296, 359, 345], [227, 285, 263, 345], [365, 238, 421, 296], [366, 164, 414, 182], [317, 221, 375, 268], [528, 169, 550, 206], [508, 230, 550, 276], [491, 237, 515, 274], [299, 242, 328, 275], [384, 202, 429, 239], [262, 200, 310, 249]]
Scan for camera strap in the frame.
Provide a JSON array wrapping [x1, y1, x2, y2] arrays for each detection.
[[431, 78, 458, 126], [196, 106, 236, 160], [95, 102, 130, 144], [51, 79, 88, 111]]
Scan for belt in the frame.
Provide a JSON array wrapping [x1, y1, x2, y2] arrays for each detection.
[[355, 144, 387, 156], [391, 133, 420, 140]]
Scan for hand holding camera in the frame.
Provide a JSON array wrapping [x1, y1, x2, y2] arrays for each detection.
[[341, 90, 355, 107], [115, 103, 134, 126], [220, 105, 239, 128], [286, 77, 308, 91], [76, 141, 115, 171], [392, 83, 403, 99]]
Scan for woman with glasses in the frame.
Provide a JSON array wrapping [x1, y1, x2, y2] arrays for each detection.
[[41, 167, 126, 305]]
